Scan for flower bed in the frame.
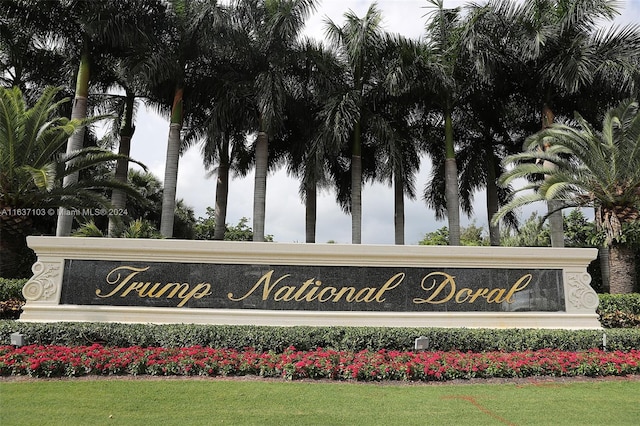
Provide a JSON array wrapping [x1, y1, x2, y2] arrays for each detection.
[[1, 345, 639, 381]]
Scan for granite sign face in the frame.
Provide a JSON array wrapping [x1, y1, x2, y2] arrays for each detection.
[[60, 260, 565, 313]]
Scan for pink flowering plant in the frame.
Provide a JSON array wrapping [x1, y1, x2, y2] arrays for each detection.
[[1, 345, 639, 381]]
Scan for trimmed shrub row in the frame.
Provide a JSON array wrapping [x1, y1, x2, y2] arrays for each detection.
[[598, 293, 640, 328], [1, 321, 638, 352]]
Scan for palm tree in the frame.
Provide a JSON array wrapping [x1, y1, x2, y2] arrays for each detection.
[[94, 2, 167, 237], [0, 1, 67, 100], [323, 3, 387, 244], [1, 1, 165, 238], [106, 89, 137, 237], [229, 0, 318, 242], [0, 86, 143, 277], [510, 0, 640, 246], [279, 37, 344, 243], [191, 83, 253, 240], [145, 0, 227, 238], [449, 0, 538, 246], [27, 0, 165, 236], [494, 99, 640, 293], [369, 34, 429, 245], [420, 0, 470, 246]]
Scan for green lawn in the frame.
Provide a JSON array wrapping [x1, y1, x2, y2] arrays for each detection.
[[2, 378, 639, 425]]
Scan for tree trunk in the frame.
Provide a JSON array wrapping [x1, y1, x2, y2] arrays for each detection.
[[393, 170, 405, 245], [253, 131, 268, 242], [444, 109, 460, 246], [56, 50, 90, 237], [305, 178, 317, 243], [598, 246, 611, 292], [0, 217, 32, 278], [541, 103, 564, 247], [608, 244, 637, 294], [108, 93, 135, 237], [486, 152, 500, 246], [213, 138, 230, 241], [547, 199, 565, 247], [351, 153, 362, 244], [160, 87, 184, 238], [351, 120, 362, 245]]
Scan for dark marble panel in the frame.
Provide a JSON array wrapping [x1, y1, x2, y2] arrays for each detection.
[[60, 260, 565, 312]]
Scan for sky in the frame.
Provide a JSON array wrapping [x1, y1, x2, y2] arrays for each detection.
[[126, 0, 640, 245]]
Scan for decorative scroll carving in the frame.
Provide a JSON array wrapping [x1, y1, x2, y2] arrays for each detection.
[[22, 262, 61, 302], [566, 272, 599, 310]]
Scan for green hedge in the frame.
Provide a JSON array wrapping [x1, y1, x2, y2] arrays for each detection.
[[0, 278, 26, 319], [597, 293, 640, 328], [0, 278, 26, 301], [1, 321, 638, 352]]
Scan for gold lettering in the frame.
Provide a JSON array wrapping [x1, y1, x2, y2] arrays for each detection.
[[274, 285, 297, 301], [176, 283, 212, 307], [98, 266, 212, 308], [227, 270, 291, 301], [317, 286, 339, 302], [455, 288, 472, 303], [503, 274, 533, 303], [373, 273, 404, 302], [154, 282, 189, 298], [413, 272, 456, 304], [413, 272, 534, 305], [138, 283, 163, 297], [293, 279, 317, 301], [120, 281, 146, 297], [330, 286, 356, 302], [97, 266, 150, 298], [468, 288, 489, 302], [353, 287, 377, 302], [302, 281, 323, 302], [485, 288, 506, 303]]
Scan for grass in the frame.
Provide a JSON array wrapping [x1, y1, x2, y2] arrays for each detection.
[[1, 378, 639, 425]]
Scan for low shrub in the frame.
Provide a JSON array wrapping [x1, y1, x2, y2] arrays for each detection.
[[1, 321, 638, 352], [0, 278, 26, 319], [0, 300, 24, 320], [0, 278, 26, 301], [597, 294, 640, 328]]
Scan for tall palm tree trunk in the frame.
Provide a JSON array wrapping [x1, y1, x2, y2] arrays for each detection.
[[393, 170, 405, 245], [253, 131, 268, 242], [305, 178, 317, 243], [56, 49, 90, 236], [351, 122, 362, 244], [160, 87, 183, 238], [108, 92, 135, 237], [609, 245, 637, 294], [598, 246, 611, 292], [542, 103, 564, 247], [486, 151, 500, 246], [0, 221, 31, 278], [351, 154, 362, 244], [444, 109, 460, 245], [213, 140, 230, 240]]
